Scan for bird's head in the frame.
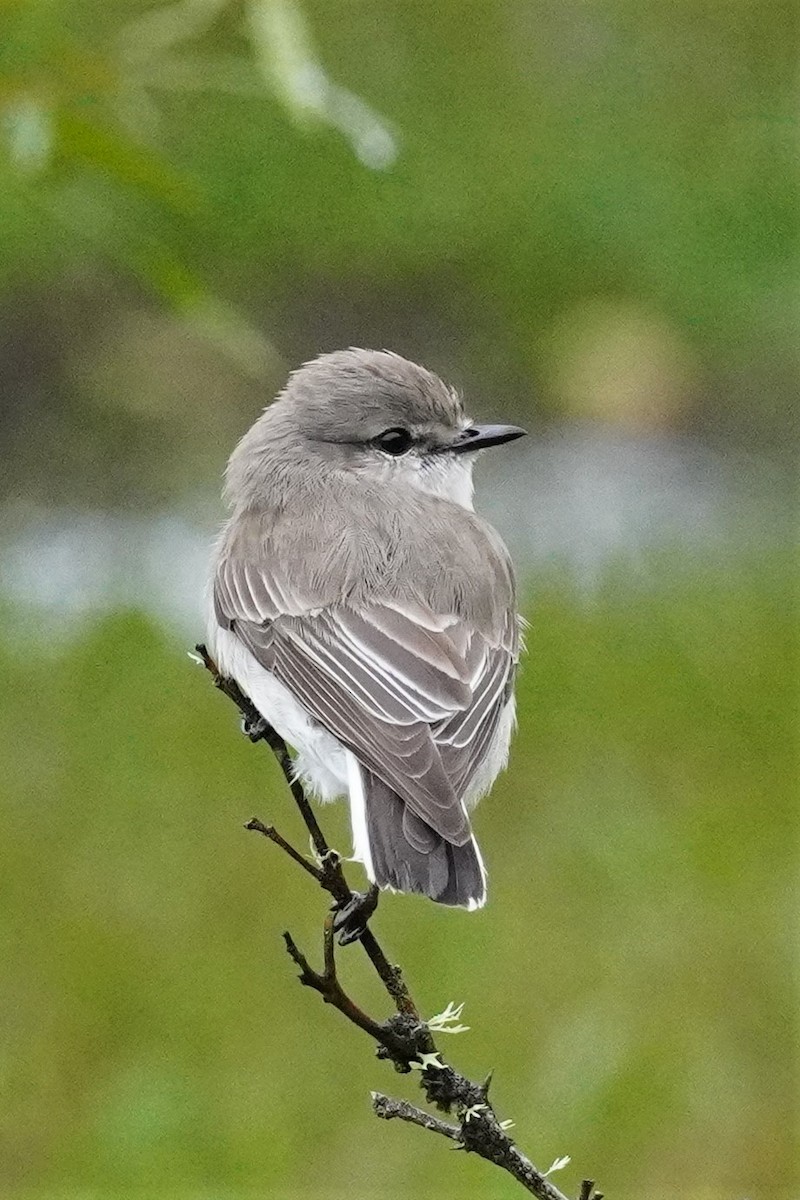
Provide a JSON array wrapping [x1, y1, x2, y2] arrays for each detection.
[[226, 348, 525, 510]]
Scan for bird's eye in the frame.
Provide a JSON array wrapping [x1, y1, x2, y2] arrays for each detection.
[[375, 427, 413, 456]]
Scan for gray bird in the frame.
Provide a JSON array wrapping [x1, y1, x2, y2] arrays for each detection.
[[208, 349, 524, 912]]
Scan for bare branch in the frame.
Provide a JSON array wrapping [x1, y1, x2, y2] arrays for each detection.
[[197, 643, 596, 1199], [197, 643, 422, 1022], [372, 1093, 461, 1141], [195, 643, 328, 857], [244, 817, 323, 882], [280, 920, 429, 1068]]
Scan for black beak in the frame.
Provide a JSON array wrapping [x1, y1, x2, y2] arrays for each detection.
[[447, 423, 527, 454]]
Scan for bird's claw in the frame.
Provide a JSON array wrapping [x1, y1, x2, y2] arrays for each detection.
[[241, 714, 271, 743], [331, 882, 380, 945]]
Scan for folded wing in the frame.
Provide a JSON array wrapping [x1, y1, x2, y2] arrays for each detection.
[[214, 548, 517, 897]]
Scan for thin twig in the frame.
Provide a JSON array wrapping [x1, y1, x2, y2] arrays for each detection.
[[197, 643, 589, 1199], [197, 643, 420, 1020], [281, 921, 428, 1066], [281, 926, 387, 1043], [372, 1093, 461, 1141], [244, 817, 323, 881], [196, 644, 328, 858]]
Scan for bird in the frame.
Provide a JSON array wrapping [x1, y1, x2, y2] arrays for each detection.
[[207, 348, 524, 915]]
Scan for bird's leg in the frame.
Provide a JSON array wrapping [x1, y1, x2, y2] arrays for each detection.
[[246, 826, 377, 944], [332, 882, 381, 946]]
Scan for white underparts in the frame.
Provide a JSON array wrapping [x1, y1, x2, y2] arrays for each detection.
[[465, 832, 488, 911], [377, 451, 476, 511], [207, 620, 510, 909], [346, 751, 375, 880], [209, 625, 349, 802], [418, 455, 475, 510]]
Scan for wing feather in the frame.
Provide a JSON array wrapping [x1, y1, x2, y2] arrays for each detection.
[[242, 621, 471, 842], [214, 551, 518, 844]]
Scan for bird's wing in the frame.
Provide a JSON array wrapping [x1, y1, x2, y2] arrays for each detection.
[[214, 556, 517, 846], [432, 609, 518, 797]]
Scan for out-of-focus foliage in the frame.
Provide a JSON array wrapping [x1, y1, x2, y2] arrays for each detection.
[[0, 0, 795, 513], [2, 0, 794, 336], [0, 556, 792, 1198]]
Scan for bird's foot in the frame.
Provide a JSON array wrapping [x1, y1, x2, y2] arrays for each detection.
[[332, 882, 380, 946], [241, 714, 271, 743]]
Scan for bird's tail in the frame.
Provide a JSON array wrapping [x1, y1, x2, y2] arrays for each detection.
[[350, 767, 487, 909]]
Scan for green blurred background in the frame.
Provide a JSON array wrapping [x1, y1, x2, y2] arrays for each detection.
[[0, 1, 795, 1197]]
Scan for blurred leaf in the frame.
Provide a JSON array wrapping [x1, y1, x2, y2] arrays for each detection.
[[117, 0, 229, 63], [246, 0, 399, 168], [3, 94, 52, 174], [55, 111, 198, 215]]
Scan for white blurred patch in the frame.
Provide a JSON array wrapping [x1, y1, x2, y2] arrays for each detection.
[[247, 0, 399, 170]]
